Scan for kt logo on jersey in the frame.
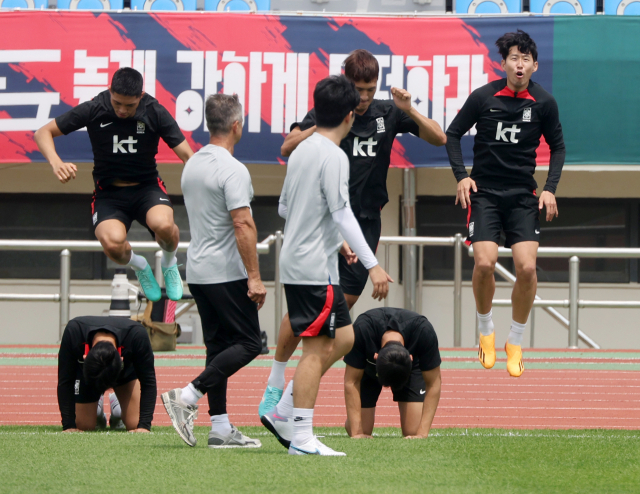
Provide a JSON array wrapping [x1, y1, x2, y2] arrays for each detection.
[[495, 122, 521, 143], [113, 136, 138, 153], [353, 137, 377, 157]]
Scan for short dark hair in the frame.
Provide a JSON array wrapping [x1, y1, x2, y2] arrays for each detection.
[[343, 49, 379, 83], [205, 94, 243, 136], [376, 341, 412, 389], [313, 75, 360, 128], [496, 30, 538, 63], [111, 67, 144, 97], [83, 341, 122, 394]]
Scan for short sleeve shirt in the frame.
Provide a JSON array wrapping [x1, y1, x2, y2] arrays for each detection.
[[55, 90, 185, 187], [295, 100, 419, 218], [344, 308, 441, 379], [181, 145, 253, 285], [279, 133, 350, 285]]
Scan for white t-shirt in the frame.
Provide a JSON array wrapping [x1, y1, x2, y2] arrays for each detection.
[[181, 144, 253, 285], [279, 133, 350, 285]]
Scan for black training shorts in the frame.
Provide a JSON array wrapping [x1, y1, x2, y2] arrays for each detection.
[[284, 284, 351, 339], [339, 216, 381, 297], [466, 188, 540, 248], [91, 178, 173, 240], [360, 367, 426, 408], [74, 362, 137, 404]]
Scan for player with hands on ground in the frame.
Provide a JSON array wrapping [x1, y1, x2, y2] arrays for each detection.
[[57, 316, 157, 433], [259, 49, 445, 417], [161, 94, 266, 449], [34, 68, 193, 303], [261, 75, 392, 456], [445, 30, 565, 377], [344, 308, 441, 439]]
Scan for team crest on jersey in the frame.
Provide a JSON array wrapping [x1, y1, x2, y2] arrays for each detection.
[[376, 117, 385, 133], [523, 108, 532, 122], [137, 121, 146, 134]]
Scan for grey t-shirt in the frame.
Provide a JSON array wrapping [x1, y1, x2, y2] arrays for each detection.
[[279, 133, 350, 285], [181, 144, 253, 285]]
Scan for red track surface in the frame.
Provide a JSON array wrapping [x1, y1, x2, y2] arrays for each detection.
[[2, 366, 640, 430]]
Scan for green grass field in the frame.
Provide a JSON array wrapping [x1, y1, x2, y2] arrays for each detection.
[[1, 426, 639, 493]]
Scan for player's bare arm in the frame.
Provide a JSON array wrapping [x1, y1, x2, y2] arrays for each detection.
[[344, 365, 372, 438], [539, 191, 558, 222], [230, 207, 267, 310], [34, 120, 77, 183], [456, 177, 478, 209], [369, 264, 393, 301], [405, 366, 441, 439], [171, 139, 194, 165], [390, 87, 446, 146], [281, 125, 317, 157]]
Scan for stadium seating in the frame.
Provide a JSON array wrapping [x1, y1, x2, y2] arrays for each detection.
[[529, 0, 595, 13], [56, 0, 124, 8], [604, 0, 640, 14], [205, 0, 269, 10], [455, 0, 521, 13], [130, 0, 196, 10], [0, 0, 48, 7]]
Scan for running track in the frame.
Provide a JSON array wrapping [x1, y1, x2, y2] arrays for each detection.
[[2, 347, 640, 430]]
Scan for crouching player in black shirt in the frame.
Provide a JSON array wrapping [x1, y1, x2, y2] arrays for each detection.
[[446, 30, 565, 378], [57, 316, 157, 433], [343, 308, 441, 439]]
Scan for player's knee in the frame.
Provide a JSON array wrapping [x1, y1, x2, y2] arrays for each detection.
[[475, 258, 496, 276], [517, 263, 537, 284], [246, 337, 262, 359], [151, 221, 175, 240], [75, 416, 96, 431], [101, 239, 126, 260]]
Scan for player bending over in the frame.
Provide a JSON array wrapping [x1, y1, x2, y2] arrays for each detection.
[[344, 308, 441, 439], [35, 68, 193, 303], [57, 316, 157, 432], [259, 49, 446, 417], [261, 75, 392, 456], [161, 94, 266, 449], [445, 30, 565, 377]]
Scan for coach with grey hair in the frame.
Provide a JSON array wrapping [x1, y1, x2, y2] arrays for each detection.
[[161, 94, 266, 449]]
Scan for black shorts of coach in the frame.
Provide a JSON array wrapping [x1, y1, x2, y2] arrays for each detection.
[[91, 178, 172, 240], [339, 216, 381, 297], [360, 368, 426, 408], [467, 188, 540, 248], [74, 362, 137, 404], [284, 284, 351, 338]]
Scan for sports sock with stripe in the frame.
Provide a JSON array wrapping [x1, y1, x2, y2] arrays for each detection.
[[477, 310, 494, 336], [276, 380, 294, 418], [126, 251, 148, 272], [210, 414, 232, 436], [507, 320, 526, 346], [161, 248, 178, 268], [109, 393, 121, 419], [267, 360, 287, 390], [291, 408, 314, 449], [181, 383, 203, 406]]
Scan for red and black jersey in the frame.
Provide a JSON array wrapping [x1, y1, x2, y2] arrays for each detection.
[[55, 91, 185, 188], [445, 79, 565, 194]]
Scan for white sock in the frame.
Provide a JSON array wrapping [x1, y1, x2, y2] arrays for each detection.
[[477, 310, 495, 337], [291, 407, 314, 447], [508, 320, 526, 346], [97, 394, 105, 418], [275, 380, 294, 418], [127, 251, 148, 272], [161, 248, 178, 268], [210, 414, 232, 436], [109, 393, 121, 419], [180, 383, 203, 406], [267, 360, 288, 390]]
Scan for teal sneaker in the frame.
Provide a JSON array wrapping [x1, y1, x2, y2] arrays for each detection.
[[258, 385, 284, 418], [162, 264, 183, 301], [135, 264, 161, 302]]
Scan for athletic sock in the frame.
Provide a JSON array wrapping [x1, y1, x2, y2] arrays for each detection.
[[276, 380, 294, 418], [291, 408, 314, 448], [210, 414, 232, 436], [109, 393, 121, 419], [97, 394, 105, 419], [181, 383, 204, 406], [161, 248, 178, 268], [127, 251, 148, 272], [477, 310, 495, 337], [508, 320, 526, 346], [267, 360, 288, 390]]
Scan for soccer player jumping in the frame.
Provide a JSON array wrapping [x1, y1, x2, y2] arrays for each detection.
[[35, 68, 193, 302], [445, 30, 565, 377]]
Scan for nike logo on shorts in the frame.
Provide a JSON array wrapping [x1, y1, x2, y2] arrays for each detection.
[[419, 389, 426, 395], [159, 198, 169, 202], [535, 230, 540, 234], [100, 122, 113, 128], [489, 109, 500, 112]]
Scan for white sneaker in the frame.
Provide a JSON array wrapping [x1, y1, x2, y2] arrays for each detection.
[[260, 409, 293, 449], [288, 436, 346, 456]]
